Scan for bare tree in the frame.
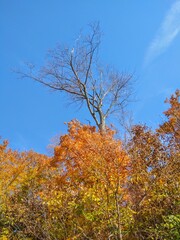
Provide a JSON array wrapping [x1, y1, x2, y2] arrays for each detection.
[[17, 23, 133, 132]]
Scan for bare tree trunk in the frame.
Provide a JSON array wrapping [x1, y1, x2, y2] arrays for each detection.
[[99, 115, 106, 132], [115, 177, 123, 240]]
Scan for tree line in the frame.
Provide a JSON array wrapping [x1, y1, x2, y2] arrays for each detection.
[[0, 90, 179, 239]]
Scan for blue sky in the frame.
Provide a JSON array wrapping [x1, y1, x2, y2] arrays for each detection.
[[0, 1, 179, 153]]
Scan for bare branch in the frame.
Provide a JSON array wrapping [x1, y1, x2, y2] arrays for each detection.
[[16, 23, 134, 132]]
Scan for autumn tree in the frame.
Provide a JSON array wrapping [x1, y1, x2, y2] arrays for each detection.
[[127, 90, 180, 239], [0, 139, 51, 239], [17, 23, 133, 131], [127, 125, 167, 238], [158, 89, 180, 143], [41, 120, 131, 239], [156, 89, 180, 239]]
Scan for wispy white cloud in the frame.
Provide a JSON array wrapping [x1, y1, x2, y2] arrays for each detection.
[[144, 1, 180, 66]]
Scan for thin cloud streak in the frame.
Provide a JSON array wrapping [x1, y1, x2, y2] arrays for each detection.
[[145, 1, 180, 66]]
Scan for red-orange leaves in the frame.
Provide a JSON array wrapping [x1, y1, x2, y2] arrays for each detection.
[[45, 121, 130, 239], [52, 120, 129, 188]]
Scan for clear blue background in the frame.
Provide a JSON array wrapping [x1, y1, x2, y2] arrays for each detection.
[[0, 1, 179, 153]]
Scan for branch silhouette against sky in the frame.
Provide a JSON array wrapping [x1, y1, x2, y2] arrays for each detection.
[[1, 1, 179, 153]]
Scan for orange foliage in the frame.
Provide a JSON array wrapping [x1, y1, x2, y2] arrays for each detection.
[[42, 121, 131, 239], [0, 90, 179, 239], [158, 89, 180, 142], [52, 121, 129, 188]]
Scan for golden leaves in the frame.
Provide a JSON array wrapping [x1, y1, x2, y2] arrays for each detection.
[[0, 90, 179, 239]]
